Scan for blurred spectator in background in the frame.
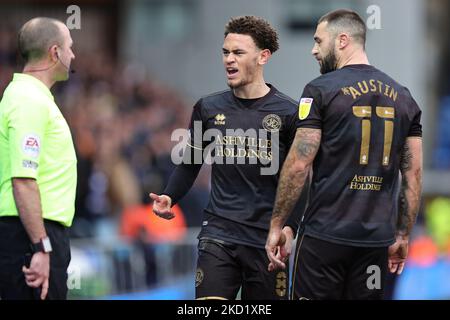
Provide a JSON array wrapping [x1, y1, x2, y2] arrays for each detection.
[[433, 96, 450, 168], [61, 62, 209, 236]]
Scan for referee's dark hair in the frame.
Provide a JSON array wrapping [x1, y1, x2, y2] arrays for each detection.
[[318, 9, 367, 48], [18, 17, 65, 63], [224, 16, 279, 54]]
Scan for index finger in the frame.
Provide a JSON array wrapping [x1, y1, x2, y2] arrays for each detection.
[[40, 278, 49, 300], [266, 246, 284, 270]]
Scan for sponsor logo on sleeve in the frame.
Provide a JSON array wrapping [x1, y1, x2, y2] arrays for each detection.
[[298, 98, 313, 120], [22, 134, 41, 158], [22, 160, 39, 170]]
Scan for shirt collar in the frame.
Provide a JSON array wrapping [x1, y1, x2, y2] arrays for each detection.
[[12, 73, 54, 100]]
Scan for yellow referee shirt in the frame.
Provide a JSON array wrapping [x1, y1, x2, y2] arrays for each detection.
[[0, 73, 77, 227]]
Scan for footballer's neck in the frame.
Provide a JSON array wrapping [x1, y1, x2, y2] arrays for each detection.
[[233, 80, 270, 99], [337, 48, 370, 69]]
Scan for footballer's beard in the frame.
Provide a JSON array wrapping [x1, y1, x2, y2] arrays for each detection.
[[320, 46, 338, 74]]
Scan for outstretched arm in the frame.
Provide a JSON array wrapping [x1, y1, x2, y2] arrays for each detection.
[[150, 101, 205, 219], [150, 162, 203, 219]]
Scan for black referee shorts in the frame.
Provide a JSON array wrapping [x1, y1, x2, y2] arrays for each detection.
[[291, 234, 388, 300], [0, 217, 71, 300], [195, 238, 289, 300]]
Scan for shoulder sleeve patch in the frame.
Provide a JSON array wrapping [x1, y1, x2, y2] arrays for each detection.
[[22, 134, 41, 158], [298, 98, 313, 120]]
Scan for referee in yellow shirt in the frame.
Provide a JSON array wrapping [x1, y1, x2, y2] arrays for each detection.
[[0, 17, 77, 300]]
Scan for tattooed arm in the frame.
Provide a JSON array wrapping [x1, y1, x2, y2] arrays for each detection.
[[266, 128, 321, 270], [388, 137, 422, 274], [397, 137, 423, 236]]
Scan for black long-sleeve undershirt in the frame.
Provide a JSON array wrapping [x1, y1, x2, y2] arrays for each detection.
[[163, 161, 203, 205]]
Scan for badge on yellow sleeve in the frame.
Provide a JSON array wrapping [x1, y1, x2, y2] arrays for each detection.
[[298, 98, 313, 120]]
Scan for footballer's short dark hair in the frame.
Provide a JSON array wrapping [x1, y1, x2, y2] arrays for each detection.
[[318, 9, 367, 48]]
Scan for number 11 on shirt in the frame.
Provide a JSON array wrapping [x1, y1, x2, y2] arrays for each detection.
[[352, 106, 395, 166]]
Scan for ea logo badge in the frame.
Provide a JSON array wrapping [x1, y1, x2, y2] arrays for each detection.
[[262, 114, 281, 132], [22, 134, 41, 158]]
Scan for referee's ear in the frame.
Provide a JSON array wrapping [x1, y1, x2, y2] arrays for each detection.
[[259, 48, 271, 66], [49, 45, 59, 62]]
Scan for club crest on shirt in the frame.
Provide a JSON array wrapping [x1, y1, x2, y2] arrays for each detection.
[[214, 113, 226, 125], [298, 98, 313, 120], [22, 134, 41, 158], [262, 114, 281, 132]]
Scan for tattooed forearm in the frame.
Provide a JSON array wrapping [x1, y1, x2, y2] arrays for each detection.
[[397, 179, 412, 234], [399, 141, 412, 172], [397, 138, 422, 237], [271, 128, 321, 227], [398, 142, 412, 233], [272, 159, 308, 222]]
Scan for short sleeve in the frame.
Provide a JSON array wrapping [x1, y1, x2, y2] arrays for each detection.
[[8, 100, 49, 178], [407, 97, 422, 137], [285, 103, 301, 146], [297, 84, 323, 129]]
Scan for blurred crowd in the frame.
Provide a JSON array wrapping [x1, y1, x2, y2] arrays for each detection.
[[434, 96, 450, 168], [0, 24, 210, 242]]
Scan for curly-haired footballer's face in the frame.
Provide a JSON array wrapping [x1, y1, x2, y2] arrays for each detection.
[[222, 33, 261, 89]]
